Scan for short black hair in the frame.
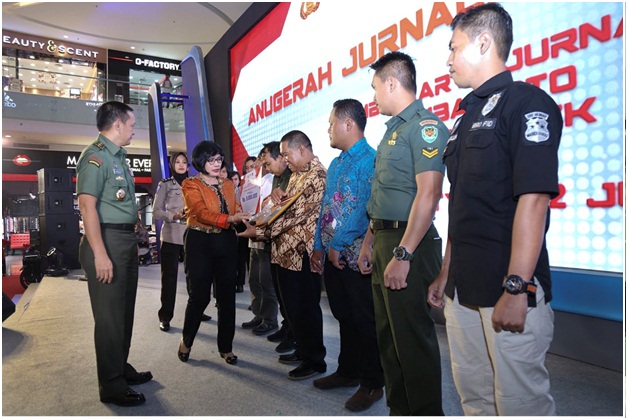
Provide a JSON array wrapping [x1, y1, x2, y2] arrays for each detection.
[[96, 101, 134, 131], [333, 99, 367, 132], [280, 130, 312, 151], [369, 51, 417, 94], [191, 141, 224, 174], [262, 141, 281, 159], [451, 3, 513, 62]]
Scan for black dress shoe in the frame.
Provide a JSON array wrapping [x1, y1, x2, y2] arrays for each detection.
[[241, 317, 262, 329], [275, 337, 296, 354], [252, 322, 278, 336], [288, 364, 325, 381], [220, 352, 238, 365], [125, 371, 153, 385], [178, 340, 190, 362], [159, 321, 170, 332], [278, 351, 302, 365], [267, 325, 287, 342], [200, 314, 212, 321], [236, 285, 244, 293], [100, 388, 146, 407]]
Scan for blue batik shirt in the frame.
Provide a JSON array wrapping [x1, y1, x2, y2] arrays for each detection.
[[314, 138, 375, 271]]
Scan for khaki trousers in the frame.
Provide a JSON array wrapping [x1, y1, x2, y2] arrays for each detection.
[[444, 283, 556, 416]]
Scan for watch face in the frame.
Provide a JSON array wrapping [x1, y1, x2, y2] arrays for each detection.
[[505, 277, 523, 294]]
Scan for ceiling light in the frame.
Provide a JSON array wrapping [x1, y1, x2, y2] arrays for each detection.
[[130, 46, 136, 50], [29, 55, 35, 59], [5, 135, 12, 138], [63, 35, 69, 39]]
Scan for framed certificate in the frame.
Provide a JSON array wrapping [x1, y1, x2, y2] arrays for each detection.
[[248, 190, 304, 228]]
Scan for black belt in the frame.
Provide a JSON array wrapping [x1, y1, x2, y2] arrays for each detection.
[[370, 219, 408, 230], [101, 223, 136, 232]]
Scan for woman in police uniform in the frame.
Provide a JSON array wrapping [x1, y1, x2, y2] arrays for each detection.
[[152, 152, 189, 332]]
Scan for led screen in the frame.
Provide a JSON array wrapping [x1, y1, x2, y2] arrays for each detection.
[[230, 2, 624, 273]]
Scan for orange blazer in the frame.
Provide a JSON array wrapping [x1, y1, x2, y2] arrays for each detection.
[[182, 175, 240, 231]]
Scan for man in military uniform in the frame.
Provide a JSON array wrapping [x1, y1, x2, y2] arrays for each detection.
[[77, 101, 152, 407], [357, 51, 448, 416]]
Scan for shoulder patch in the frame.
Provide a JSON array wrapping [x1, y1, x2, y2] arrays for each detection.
[[87, 155, 103, 167], [524, 112, 550, 143], [420, 119, 439, 126], [421, 126, 439, 144]]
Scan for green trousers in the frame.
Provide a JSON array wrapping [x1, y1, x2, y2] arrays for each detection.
[[371, 224, 444, 415], [79, 228, 138, 398]]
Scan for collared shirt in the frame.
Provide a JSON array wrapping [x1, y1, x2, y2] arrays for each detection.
[[153, 177, 187, 245], [367, 99, 448, 221], [272, 167, 292, 192], [443, 71, 562, 307], [260, 156, 326, 272], [314, 138, 375, 271], [76, 133, 138, 224]]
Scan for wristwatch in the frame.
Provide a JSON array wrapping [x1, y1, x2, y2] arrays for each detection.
[[502, 275, 537, 295], [392, 246, 413, 261]]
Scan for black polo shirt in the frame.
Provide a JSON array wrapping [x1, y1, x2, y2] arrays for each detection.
[[443, 71, 562, 307]]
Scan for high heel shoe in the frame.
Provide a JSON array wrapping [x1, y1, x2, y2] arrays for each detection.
[[220, 352, 238, 365], [178, 340, 190, 362]]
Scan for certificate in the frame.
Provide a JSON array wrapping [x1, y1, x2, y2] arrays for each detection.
[[248, 190, 304, 228]]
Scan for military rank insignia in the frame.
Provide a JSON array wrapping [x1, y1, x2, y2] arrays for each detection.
[[422, 147, 439, 159], [388, 131, 398, 146], [87, 155, 103, 167]]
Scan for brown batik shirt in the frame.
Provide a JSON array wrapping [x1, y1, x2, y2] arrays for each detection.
[[257, 156, 327, 272]]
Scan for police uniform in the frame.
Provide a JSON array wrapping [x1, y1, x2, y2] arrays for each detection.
[[442, 70, 561, 415], [152, 177, 186, 324], [76, 133, 140, 400], [367, 99, 448, 415]]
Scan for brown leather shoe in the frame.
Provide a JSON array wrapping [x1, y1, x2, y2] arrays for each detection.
[[344, 386, 384, 412], [313, 372, 360, 390]]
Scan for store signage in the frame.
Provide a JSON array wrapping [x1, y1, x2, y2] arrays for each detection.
[[134, 58, 180, 71], [3, 149, 151, 177], [12, 155, 31, 166], [2, 30, 107, 63]]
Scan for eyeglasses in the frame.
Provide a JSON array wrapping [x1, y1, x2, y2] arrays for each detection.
[[207, 156, 224, 164]]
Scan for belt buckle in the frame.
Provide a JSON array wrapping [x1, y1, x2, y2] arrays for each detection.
[[391, 221, 399, 229]]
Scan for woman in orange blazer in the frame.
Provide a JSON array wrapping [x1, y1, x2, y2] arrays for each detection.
[[178, 141, 248, 365]]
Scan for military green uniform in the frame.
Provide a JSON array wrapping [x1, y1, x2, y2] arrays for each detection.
[[367, 100, 448, 415], [76, 133, 140, 399]]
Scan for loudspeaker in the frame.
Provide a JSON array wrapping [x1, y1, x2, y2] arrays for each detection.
[[39, 214, 81, 269], [38, 191, 74, 216], [37, 168, 73, 193]]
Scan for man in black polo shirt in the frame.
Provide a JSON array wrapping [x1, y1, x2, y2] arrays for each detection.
[[428, 3, 562, 416]]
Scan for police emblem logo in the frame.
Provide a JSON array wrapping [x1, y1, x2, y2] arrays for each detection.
[[421, 126, 438, 143], [524, 112, 550, 143], [482, 92, 502, 116]]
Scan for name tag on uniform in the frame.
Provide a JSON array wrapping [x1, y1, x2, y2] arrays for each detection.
[[470, 118, 496, 131]]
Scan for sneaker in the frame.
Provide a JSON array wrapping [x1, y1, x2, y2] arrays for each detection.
[[288, 364, 325, 381], [275, 337, 296, 354], [344, 386, 384, 412], [267, 325, 288, 343], [241, 317, 263, 329], [278, 351, 302, 365], [252, 322, 278, 336], [313, 372, 360, 390]]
